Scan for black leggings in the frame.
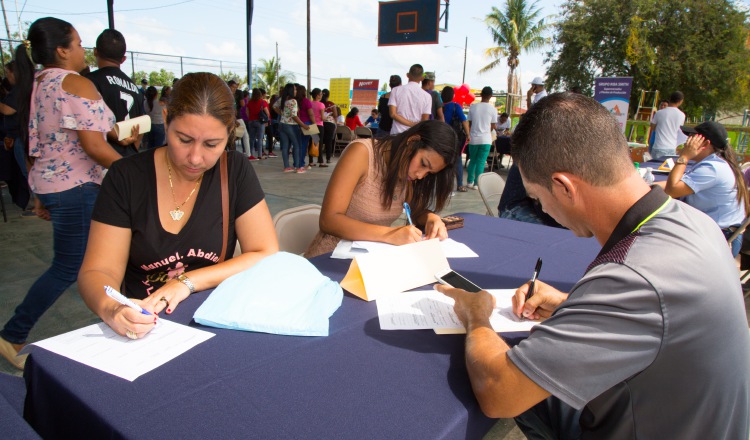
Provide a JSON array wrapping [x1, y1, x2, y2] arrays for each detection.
[[323, 121, 336, 161]]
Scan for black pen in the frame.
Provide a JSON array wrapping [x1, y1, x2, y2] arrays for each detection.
[[526, 258, 543, 301]]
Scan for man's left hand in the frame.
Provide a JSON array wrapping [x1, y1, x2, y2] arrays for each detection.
[[435, 284, 495, 328]]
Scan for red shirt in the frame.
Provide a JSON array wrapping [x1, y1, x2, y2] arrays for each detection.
[[246, 99, 268, 121], [345, 115, 363, 131]]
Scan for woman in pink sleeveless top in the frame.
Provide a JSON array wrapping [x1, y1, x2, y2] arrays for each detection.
[[305, 120, 457, 257]]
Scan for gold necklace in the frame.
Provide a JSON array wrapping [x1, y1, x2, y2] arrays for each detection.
[[165, 154, 202, 221]]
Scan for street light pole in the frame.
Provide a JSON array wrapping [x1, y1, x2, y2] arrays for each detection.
[[462, 35, 467, 84]]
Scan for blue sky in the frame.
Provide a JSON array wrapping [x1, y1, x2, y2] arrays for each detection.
[[6, 0, 749, 93]]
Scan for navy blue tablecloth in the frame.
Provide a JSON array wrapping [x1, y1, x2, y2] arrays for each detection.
[[24, 214, 600, 440]]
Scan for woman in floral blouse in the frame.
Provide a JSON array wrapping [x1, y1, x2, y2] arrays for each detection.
[[0, 17, 124, 370]]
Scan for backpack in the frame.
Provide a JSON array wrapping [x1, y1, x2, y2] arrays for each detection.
[[448, 103, 465, 138]]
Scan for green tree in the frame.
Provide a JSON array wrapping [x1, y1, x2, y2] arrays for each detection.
[[546, 0, 750, 118], [85, 48, 96, 69], [148, 69, 176, 87], [254, 57, 296, 94], [480, 0, 551, 111]]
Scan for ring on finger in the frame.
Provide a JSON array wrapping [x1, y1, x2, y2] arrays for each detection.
[[159, 296, 170, 308], [125, 329, 138, 340]]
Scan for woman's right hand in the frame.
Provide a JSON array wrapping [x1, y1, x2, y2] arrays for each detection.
[[300, 123, 310, 131], [384, 225, 422, 245], [34, 198, 50, 221], [107, 301, 157, 339]]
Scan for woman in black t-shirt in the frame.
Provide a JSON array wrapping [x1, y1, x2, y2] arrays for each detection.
[[78, 72, 279, 340]]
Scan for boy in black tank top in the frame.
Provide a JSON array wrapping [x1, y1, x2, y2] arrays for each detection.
[[86, 29, 144, 157]]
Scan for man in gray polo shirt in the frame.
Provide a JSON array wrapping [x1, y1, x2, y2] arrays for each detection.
[[437, 92, 750, 438]]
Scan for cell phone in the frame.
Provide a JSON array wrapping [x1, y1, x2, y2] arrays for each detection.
[[435, 269, 482, 293]]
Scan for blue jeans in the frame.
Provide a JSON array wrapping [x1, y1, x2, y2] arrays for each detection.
[[296, 126, 310, 168], [13, 136, 27, 180], [723, 228, 742, 258], [500, 202, 549, 226], [247, 120, 263, 157], [651, 148, 675, 160], [278, 123, 300, 169], [148, 123, 165, 149], [0, 182, 100, 344]]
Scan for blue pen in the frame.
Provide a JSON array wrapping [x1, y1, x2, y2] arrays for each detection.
[[403, 202, 414, 226], [105, 285, 152, 315]]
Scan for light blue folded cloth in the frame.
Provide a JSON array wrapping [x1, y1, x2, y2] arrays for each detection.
[[193, 252, 343, 337]]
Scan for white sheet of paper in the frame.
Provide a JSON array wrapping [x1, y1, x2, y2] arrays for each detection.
[[28, 320, 214, 381], [376, 289, 537, 333], [332, 238, 477, 259]]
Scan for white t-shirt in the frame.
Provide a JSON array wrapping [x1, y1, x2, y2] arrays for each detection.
[[496, 117, 511, 132], [651, 107, 686, 151], [468, 102, 496, 145], [387, 81, 432, 135], [531, 89, 547, 106]]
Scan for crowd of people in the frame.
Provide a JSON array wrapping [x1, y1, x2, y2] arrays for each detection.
[[0, 15, 748, 439]]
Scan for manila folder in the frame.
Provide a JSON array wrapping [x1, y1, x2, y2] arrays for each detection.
[[340, 238, 449, 301]]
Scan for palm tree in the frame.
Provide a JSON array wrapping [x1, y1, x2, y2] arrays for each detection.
[[480, 0, 550, 111], [254, 57, 296, 94]]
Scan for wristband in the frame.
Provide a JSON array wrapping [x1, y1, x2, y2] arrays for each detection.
[[176, 274, 195, 295]]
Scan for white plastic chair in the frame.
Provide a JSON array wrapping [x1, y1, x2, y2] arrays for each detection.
[[477, 172, 506, 217], [272, 204, 322, 255]]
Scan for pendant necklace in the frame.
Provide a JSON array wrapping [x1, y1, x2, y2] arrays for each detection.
[[166, 154, 202, 221]]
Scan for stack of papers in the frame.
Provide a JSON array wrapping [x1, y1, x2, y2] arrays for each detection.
[[27, 320, 214, 381], [376, 289, 537, 333], [332, 238, 478, 259]]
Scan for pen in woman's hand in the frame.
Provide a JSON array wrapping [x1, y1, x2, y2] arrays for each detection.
[[105, 285, 152, 316], [525, 258, 543, 301], [403, 202, 414, 226]]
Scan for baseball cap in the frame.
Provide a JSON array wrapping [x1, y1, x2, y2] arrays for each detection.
[[424, 71, 436, 81], [530, 77, 544, 85], [680, 121, 729, 150]]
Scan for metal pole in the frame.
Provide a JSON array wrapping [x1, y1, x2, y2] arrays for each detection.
[[130, 51, 134, 77], [275, 42, 279, 92], [220, 61, 223, 76], [180, 57, 183, 77], [1, 0, 13, 41], [462, 35, 467, 84], [107, 0, 115, 29], [247, 0, 254, 89], [306, 0, 310, 92]]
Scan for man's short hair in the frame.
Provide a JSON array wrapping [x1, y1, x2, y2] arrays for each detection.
[[408, 64, 424, 80], [511, 92, 633, 189], [389, 75, 402, 88], [481, 86, 493, 98], [141, 78, 148, 85], [95, 29, 126, 62], [669, 91, 684, 104], [227, 80, 238, 86]]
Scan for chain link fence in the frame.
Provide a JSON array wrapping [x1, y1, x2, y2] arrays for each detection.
[[0, 38, 249, 82]]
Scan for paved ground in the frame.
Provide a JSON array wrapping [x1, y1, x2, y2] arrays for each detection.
[[0, 149, 526, 439], [5, 149, 747, 440]]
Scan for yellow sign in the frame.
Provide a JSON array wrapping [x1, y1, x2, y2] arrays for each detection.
[[329, 78, 351, 111]]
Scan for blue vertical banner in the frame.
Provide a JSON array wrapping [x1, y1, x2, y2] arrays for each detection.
[[594, 77, 633, 133]]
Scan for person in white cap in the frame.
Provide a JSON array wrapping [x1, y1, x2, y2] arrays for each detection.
[[527, 77, 547, 109]]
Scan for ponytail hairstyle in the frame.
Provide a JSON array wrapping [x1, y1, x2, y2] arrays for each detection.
[[716, 144, 750, 215], [16, 17, 75, 154], [373, 120, 457, 220]]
